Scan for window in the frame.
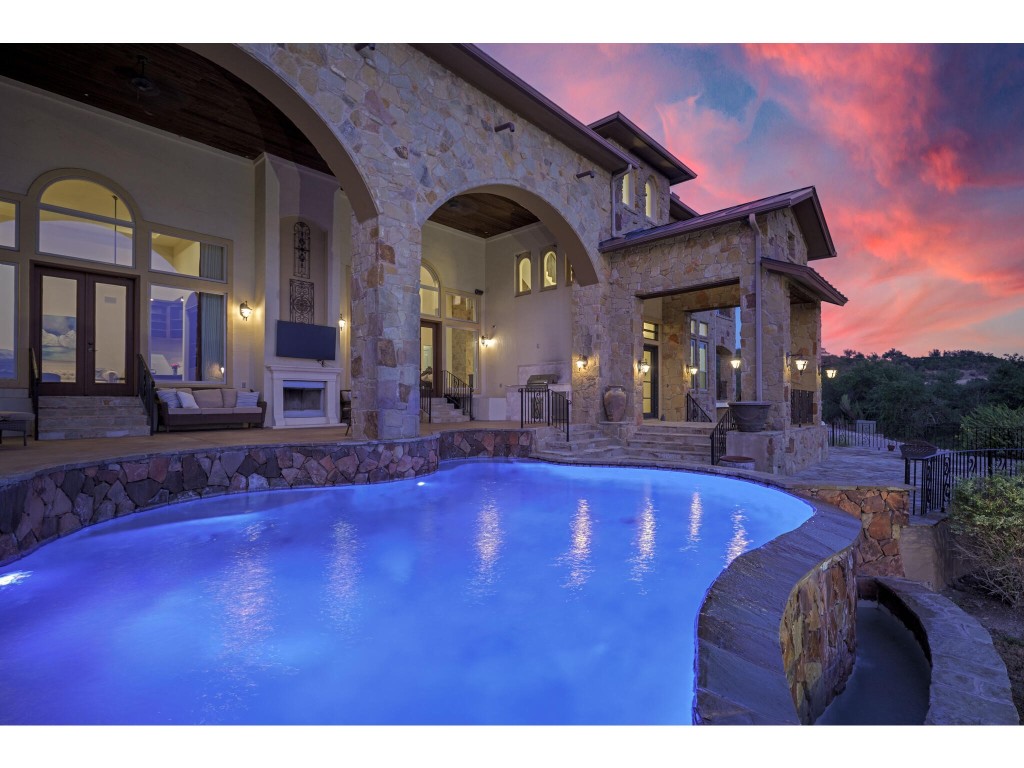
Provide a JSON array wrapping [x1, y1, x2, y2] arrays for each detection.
[[699, 321, 708, 337], [645, 178, 656, 219], [0, 199, 16, 250], [420, 263, 440, 317], [39, 179, 134, 267], [542, 249, 558, 290], [445, 326, 479, 390], [148, 285, 225, 382], [0, 262, 15, 380], [620, 171, 633, 207], [690, 338, 709, 391], [642, 321, 659, 341], [445, 291, 477, 322], [151, 231, 226, 281], [515, 252, 532, 295]]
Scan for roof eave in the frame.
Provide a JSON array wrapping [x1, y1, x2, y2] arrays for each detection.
[[589, 111, 697, 184]]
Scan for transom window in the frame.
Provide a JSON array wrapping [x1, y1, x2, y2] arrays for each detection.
[[151, 231, 226, 281], [38, 179, 134, 267], [0, 199, 17, 250], [420, 263, 441, 317], [515, 252, 532, 296], [542, 249, 557, 290], [642, 321, 659, 341], [445, 291, 477, 322]]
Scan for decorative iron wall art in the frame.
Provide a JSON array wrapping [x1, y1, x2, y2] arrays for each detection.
[[289, 279, 314, 324], [293, 221, 311, 278]]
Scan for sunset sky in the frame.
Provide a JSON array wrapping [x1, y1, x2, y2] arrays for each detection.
[[482, 43, 1024, 358]]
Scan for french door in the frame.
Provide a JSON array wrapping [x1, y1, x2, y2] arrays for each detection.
[[31, 264, 136, 396], [642, 344, 659, 419], [420, 319, 441, 398]]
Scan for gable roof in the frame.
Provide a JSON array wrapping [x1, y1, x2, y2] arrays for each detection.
[[599, 186, 838, 260], [588, 112, 697, 185], [669, 192, 699, 221], [412, 44, 634, 176], [762, 258, 847, 306]]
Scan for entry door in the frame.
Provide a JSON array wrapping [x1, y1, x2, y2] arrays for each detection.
[[420, 319, 441, 398], [32, 265, 136, 396], [642, 344, 659, 419]]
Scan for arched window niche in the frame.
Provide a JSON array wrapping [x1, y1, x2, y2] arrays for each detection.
[[542, 248, 558, 290], [38, 178, 135, 267], [420, 262, 441, 317]]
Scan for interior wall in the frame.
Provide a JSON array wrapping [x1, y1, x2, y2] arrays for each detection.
[[483, 222, 572, 397]]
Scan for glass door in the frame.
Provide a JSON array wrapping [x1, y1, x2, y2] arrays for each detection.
[[420, 319, 441, 398], [32, 265, 135, 396], [642, 344, 659, 419]]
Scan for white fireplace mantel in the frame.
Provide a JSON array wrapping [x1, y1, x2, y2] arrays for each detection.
[[266, 364, 343, 428]]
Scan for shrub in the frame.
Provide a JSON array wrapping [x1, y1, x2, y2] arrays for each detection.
[[960, 404, 1024, 449], [949, 473, 1024, 608]]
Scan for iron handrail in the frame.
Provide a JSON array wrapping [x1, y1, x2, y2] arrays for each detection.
[[685, 392, 712, 423], [519, 385, 570, 441], [136, 353, 158, 435], [28, 347, 40, 440], [419, 381, 433, 424], [908, 447, 1024, 516], [441, 369, 473, 420], [710, 407, 736, 465]]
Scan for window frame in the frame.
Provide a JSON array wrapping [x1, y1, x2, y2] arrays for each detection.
[[444, 289, 478, 323], [541, 247, 558, 291], [0, 196, 19, 252], [149, 226, 230, 284], [619, 170, 634, 209], [644, 178, 656, 219], [0, 260, 17, 381], [514, 252, 532, 297], [37, 179, 136, 268], [419, 261, 441, 318]]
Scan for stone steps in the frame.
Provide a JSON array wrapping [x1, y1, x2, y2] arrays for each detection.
[[425, 397, 470, 424], [37, 395, 151, 440]]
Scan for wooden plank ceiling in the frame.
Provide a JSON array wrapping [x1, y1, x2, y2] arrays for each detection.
[[0, 43, 542, 239]]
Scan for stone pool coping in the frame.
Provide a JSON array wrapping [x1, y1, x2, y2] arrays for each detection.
[[863, 577, 1019, 725]]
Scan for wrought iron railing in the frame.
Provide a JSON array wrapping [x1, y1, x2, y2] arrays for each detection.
[[28, 347, 40, 440], [710, 407, 736, 466], [419, 381, 433, 424], [685, 392, 712, 423], [908, 447, 1024, 516], [829, 418, 1021, 453], [441, 369, 473, 420], [520, 386, 571, 441], [790, 389, 814, 426], [136, 353, 158, 435]]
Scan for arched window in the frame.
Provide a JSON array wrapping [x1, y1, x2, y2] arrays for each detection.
[[645, 178, 656, 219], [542, 249, 557, 290], [620, 171, 632, 207], [39, 179, 134, 267], [515, 252, 532, 296], [420, 262, 440, 317]]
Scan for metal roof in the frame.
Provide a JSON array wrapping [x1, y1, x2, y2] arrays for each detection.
[[762, 258, 848, 306], [588, 112, 697, 185]]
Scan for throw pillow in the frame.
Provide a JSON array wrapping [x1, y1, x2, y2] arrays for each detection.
[[177, 390, 200, 409], [157, 389, 181, 408], [236, 390, 260, 407]]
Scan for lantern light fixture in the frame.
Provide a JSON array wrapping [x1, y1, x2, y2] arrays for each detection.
[[825, 367, 838, 379], [239, 301, 253, 321], [338, 313, 346, 329], [730, 355, 742, 370], [638, 359, 651, 375], [576, 355, 589, 371]]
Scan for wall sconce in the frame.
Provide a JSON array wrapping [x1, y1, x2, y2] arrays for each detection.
[[338, 313, 346, 329], [576, 355, 589, 371], [730, 355, 742, 370], [480, 325, 496, 348], [239, 301, 253, 321], [688, 365, 699, 384], [638, 359, 651, 375], [794, 356, 809, 372], [825, 367, 838, 379]]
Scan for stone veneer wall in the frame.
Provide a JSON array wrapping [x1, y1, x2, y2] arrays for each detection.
[[726, 424, 829, 475], [694, 504, 861, 724], [789, 485, 911, 577], [0, 430, 534, 566]]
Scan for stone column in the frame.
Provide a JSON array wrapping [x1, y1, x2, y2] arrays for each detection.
[[791, 301, 822, 422], [661, 296, 688, 420], [350, 215, 421, 439], [761, 270, 791, 430]]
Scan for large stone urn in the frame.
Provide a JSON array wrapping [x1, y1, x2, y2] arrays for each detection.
[[729, 401, 771, 432], [603, 385, 627, 422]]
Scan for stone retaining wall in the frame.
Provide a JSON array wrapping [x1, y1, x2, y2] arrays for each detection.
[[0, 429, 534, 566]]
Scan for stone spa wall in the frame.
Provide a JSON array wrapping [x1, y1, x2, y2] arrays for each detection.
[[0, 429, 535, 566]]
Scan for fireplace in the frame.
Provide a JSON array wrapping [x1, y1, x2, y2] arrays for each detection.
[[283, 380, 325, 418], [267, 364, 343, 428]]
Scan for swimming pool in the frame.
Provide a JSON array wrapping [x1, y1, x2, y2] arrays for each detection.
[[0, 460, 812, 725]]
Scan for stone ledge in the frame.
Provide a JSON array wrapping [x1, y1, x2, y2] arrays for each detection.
[[867, 577, 1019, 725], [694, 503, 862, 724]]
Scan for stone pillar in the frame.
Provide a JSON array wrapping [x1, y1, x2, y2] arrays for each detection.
[[761, 270, 791, 430], [661, 296, 688, 420], [350, 215, 421, 439]]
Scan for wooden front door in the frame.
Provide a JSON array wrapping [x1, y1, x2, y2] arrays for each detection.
[[31, 264, 136, 396]]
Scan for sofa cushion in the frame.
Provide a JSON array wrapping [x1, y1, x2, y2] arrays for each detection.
[[221, 388, 239, 408], [192, 389, 224, 408], [236, 391, 260, 407], [157, 389, 181, 408], [177, 391, 200, 409]]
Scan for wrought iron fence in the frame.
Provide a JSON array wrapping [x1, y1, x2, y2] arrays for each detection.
[[829, 418, 1023, 453], [419, 381, 433, 424], [908, 448, 1024, 516], [790, 389, 814, 426], [519, 386, 571, 441], [710, 407, 736, 466]]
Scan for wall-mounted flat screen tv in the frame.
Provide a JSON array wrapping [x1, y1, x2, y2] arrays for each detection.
[[276, 320, 337, 361]]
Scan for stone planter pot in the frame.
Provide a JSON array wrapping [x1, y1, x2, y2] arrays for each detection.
[[728, 401, 771, 433], [603, 385, 627, 422]]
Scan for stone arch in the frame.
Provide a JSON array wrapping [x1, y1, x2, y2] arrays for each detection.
[[183, 43, 378, 223], [421, 182, 599, 287]]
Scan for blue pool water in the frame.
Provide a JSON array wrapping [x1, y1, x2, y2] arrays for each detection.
[[0, 460, 812, 725]]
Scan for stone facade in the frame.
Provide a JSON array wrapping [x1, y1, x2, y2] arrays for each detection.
[[727, 425, 829, 476]]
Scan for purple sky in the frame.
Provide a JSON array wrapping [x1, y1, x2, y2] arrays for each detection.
[[482, 43, 1024, 357]]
